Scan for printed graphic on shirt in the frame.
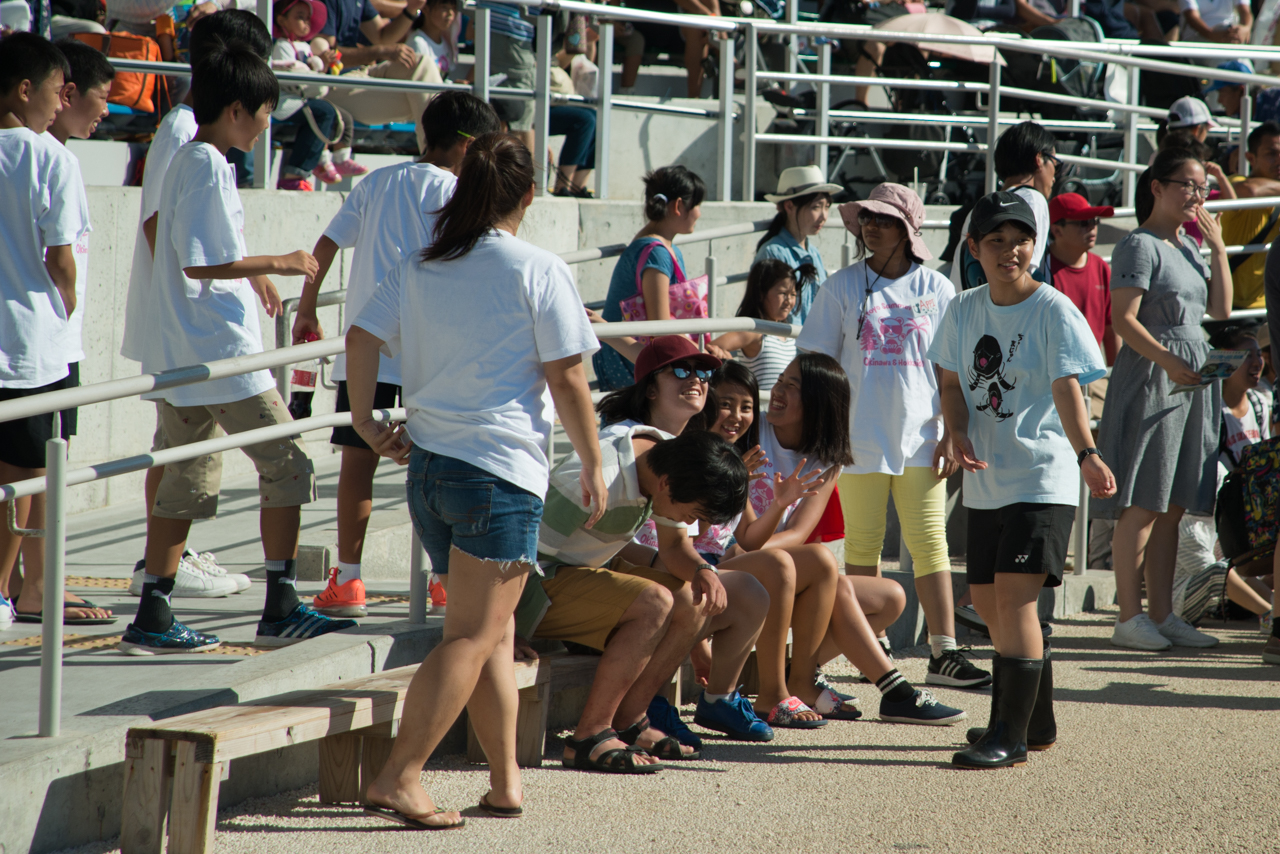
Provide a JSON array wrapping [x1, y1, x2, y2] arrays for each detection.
[[859, 311, 931, 368], [968, 333, 1023, 421]]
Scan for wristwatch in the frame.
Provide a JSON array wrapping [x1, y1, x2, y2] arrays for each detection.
[[696, 563, 720, 577], [1077, 447, 1102, 467]]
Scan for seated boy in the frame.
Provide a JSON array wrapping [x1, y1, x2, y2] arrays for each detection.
[[516, 429, 771, 772], [293, 90, 502, 618], [121, 40, 350, 654]]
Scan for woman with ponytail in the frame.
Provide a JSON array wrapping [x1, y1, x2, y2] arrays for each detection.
[[754, 166, 841, 324], [1094, 147, 1234, 652], [346, 132, 607, 828]]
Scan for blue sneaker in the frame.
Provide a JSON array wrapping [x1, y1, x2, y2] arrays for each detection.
[[647, 694, 702, 750], [255, 604, 356, 647], [118, 620, 221, 655], [693, 690, 774, 742], [879, 688, 967, 726]]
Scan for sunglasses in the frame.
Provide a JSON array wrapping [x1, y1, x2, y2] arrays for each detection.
[[668, 362, 714, 382], [857, 211, 903, 229], [1064, 218, 1100, 229]]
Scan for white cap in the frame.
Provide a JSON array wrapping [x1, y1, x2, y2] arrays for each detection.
[[1167, 96, 1218, 130]]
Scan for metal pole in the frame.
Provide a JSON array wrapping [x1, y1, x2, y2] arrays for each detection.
[[1242, 84, 1253, 178], [473, 7, 491, 103], [534, 13, 552, 195], [716, 31, 734, 201], [595, 21, 614, 200], [1073, 384, 1089, 576], [743, 23, 758, 203], [706, 255, 717, 319], [38, 437, 67, 738], [409, 529, 429, 622], [817, 42, 831, 177], [1124, 66, 1140, 208], [252, 0, 272, 189], [786, 0, 798, 75], [986, 60, 1000, 193], [1069, 0, 1081, 16]]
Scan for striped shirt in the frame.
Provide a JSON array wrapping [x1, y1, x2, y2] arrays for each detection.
[[477, 2, 534, 42], [734, 334, 797, 393]]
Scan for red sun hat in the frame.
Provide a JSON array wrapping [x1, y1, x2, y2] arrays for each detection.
[[1049, 192, 1114, 223], [633, 336, 722, 383]]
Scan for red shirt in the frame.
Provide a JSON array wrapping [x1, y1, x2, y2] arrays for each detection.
[[1050, 251, 1111, 352]]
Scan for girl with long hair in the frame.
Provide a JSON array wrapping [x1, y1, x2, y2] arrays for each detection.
[[755, 165, 840, 323]]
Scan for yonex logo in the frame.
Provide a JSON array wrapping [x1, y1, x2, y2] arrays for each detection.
[[1014, 554, 1030, 564]]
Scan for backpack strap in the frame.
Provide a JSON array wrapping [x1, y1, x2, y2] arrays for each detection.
[[1248, 389, 1268, 441], [1220, 414, 1239, 469], [1229, 205, 1280, 273]]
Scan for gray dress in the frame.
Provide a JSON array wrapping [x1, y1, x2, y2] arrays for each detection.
[[1092, 229, 1221, 518]]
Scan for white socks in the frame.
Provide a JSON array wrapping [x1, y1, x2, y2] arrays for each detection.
[[332, 147, 351, 164], [930, 635, 958, 658], [337, 561, 361, 585], [703, 692, 731, 704]]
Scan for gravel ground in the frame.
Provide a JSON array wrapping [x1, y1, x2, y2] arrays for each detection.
[[58, 606, 1280, 854]]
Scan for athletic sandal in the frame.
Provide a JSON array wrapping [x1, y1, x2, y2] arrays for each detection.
[[477, 795, 523, 818], [813, 687, 862, 721], [562, 728, 663, 774], [15, 608, 116, 626], [617, 715, 701, 761], [363, 805, 465, 830], [759, 696, 828, 729]]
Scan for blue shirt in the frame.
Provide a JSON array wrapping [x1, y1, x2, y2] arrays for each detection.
[[594, 237, 686, 390], [927, 283, 1105, 509], [754, 229, 828, 324], [321, 0, 378, 48]]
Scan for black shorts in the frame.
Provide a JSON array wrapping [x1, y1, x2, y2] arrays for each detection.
[[0, 364, 79, 470], [966, 502, 1075, 589], [331, 379, 401, 450]]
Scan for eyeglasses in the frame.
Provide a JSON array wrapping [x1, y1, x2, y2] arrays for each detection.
[[668, 363, 714, 382], [857, 211, 903, 229], [1042, 152, 1060, 171], [1160, 178, 1210, 198]]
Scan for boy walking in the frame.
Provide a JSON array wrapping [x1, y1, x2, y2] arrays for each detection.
[[292, 91, 501, 618], [121, 41, 351, 654]]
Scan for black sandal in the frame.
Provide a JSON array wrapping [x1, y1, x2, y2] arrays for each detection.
[[562, 728, 663, 774], [617, 715, 701, 761]]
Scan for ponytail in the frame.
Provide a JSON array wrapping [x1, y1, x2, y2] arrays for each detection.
[[754, 191, 826, 251], [422, 132, 534, 262], [1136, 147, 1203, 225]]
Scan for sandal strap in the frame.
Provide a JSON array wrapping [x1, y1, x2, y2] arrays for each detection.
[[615, 715, 651, 745]]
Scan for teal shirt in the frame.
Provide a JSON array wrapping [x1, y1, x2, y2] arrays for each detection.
[[754, 230, 828, 324]]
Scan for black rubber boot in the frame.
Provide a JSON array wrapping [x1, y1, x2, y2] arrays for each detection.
[[952, 655, 1043, 769], [966, 645, 1056, 750]]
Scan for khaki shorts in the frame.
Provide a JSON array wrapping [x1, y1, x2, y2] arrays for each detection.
[[1086, 375, 1109, 425], [152, 389, 316, 520], [535, 556, 685, 651]]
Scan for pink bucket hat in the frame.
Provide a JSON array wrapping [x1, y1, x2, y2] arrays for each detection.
[[839, 183, 932, 262], [272, 0, 329, 43]]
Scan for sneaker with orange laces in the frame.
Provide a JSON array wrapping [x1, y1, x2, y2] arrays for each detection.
[[429, 573, 447, 612], [313, 567, 367, 618], [277, 175, 314, 191], [312, 160, 341, 184], [333, 157, 369, 177]]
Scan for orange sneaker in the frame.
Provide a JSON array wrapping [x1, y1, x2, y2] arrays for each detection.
[[313, 568, 367, 618], [429, 574, 447, 612]]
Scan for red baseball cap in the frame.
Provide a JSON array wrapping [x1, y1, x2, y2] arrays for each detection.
[[633, 336, 722, 383], [1049, 192, 1114, 223]]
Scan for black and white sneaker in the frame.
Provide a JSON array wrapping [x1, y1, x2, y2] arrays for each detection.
[[925, 648, 993, 688]]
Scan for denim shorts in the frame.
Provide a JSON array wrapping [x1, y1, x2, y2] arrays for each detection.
[[406, 447, 544, 574]]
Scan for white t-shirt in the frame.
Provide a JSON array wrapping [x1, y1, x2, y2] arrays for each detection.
[[799, 260, 954, 475], [408, 30, 452, 78], [352, 230, 599, 498], [0, 128, 89, 388], [1180, 0, 1241, 29], [322, 161, 457, 386], [43, 136, 92, 365], [950, 185, 1050, 288], [927, 283, 1106, 509], [122, 104, 198, 362], [141, 142, 275, 407], [1221, 389, 1269, 470], [749, 419, 832, 534]]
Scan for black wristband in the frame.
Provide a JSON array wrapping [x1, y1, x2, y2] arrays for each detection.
[[1078, 447, 1101, 467]]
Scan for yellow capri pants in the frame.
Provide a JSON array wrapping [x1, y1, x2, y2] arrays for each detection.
[[839, 468, 950, 577]]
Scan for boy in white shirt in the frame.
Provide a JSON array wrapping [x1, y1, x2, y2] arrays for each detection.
[[119, 9, 273, 600], [291, 91, 500, 617], [121, 41, 351, 654], [0, 34, 104, 629]]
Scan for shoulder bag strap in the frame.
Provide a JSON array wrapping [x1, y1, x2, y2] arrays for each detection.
[[1229, 205, 1280, 273], [633, 239, 659, 296]]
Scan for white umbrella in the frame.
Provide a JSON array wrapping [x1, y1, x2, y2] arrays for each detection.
[[872, 13, 1007, 66]]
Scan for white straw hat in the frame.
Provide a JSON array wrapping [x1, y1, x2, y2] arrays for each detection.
[[764, 165, 843, 204]]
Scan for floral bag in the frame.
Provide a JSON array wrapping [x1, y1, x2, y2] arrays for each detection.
[[619, 239, 710, 347]]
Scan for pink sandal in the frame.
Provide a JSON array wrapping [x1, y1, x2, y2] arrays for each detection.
[[760, 696, 828, 729]]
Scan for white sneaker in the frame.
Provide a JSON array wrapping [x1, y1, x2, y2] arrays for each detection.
[[128, 557, 239, 598], [1111, 613, 1173, 651], [183, 549, 251, 592], [1156, 613, 1219, 648], [0, 595, 13, 630]]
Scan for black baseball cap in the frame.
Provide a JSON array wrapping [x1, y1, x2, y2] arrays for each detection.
[[970, 191, 1038, 238]]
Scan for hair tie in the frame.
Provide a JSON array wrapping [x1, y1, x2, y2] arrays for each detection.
[[653, 193, 669, 203]]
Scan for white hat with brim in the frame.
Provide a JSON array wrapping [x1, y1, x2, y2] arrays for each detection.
[[764, 165, 843, 204]]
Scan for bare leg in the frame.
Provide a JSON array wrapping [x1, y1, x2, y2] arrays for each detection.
[[845, 562, 888, 640], [622, 52, 641, 88], [852, 40, 885, 104], [819, 575, 895, 683], [614, 580, 707, 728], [780, 544, 838, 707], [143, 466, 164, 532], [260, 506, 301, 562], [816, 574, 905, 664], [144, 515, 193, 580], [993, 574, 1047, 659], [1226, 568, 1271, 615], [571, 168, 593, 190], [915, 570, 956, 639], [365, 549, 529, 825], [970, 583, 1000, 654], [465, 615, 524, 808], [700, 570, 770, 695], [714, 549, 799, 716], [682, 26, 707, 98], [336, 446, 379, 564], [1144, 507, 1183, 624], [0, 461, 35, 598], [1112, 505, 1158, 622]]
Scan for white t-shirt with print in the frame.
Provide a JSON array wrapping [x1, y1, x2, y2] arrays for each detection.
[[408, 30, 452, 78], [45, 136, 92, 364], [950, 185, 1050, 288], [122, 104, 198, 361], [0, 128, 89, 388], [323, 161, 457, 386], [141, 142, 276, 407], [799, 260, 954, 475], [1180, 0, 1240, 30], [927, 283, 1106, 509], [749, 419, 833, 534], [353, 230, 599, 498], [1221, 389, 1269, 470]]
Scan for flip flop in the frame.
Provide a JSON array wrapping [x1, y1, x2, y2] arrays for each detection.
[[477, 794, 523, 818], [759, 697, 828, 729], [363, 805, 465, 830], [15, 608, 117, 626], [813, 688, 863, 721], [64, 598, 106, 610]]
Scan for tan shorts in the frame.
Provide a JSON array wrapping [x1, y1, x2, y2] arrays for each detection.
[[1087, 375, 1109, 425], [535, 557, 685, 651], [152, 389, 316, 520]]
